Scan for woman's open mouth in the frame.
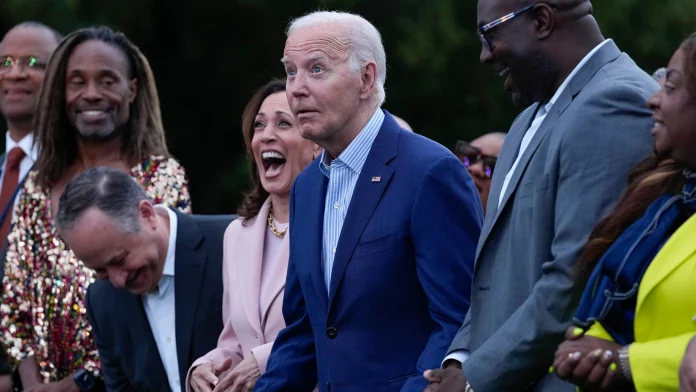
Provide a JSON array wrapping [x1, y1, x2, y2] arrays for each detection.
[[262, 150, 287, 178]]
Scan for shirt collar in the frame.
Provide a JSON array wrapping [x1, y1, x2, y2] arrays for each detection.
[[5, 131, 38, 162], [544, 39, 611, 113], [319, 108, 384, 178], [155, 205, 177, 278]]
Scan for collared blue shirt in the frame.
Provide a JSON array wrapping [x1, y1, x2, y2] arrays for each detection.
[[320, 108, 384, 290]]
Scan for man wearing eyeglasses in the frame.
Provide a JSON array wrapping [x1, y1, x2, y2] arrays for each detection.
[[0, 21, 61, 392], [0, 21, 61, 244], [454, 133, 506, 214], [425, 1, 656, 391]]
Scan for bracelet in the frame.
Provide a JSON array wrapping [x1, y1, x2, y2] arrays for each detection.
[[617, 346, 632, 382]]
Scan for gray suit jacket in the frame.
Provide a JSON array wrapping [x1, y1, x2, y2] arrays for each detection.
[[447, 41, 657, 391]]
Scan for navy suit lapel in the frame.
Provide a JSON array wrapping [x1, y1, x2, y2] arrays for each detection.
[[121, 291, 169, 390], [304, 165, 330, 310], [173, 211, 206, 385], [327, 112, 398, 308]]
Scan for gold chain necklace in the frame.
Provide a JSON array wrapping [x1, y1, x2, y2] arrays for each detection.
[[267, 205, 288, 238]]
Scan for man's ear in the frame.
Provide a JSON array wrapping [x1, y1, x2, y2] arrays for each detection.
[[138, 200, 157, 230], [359, 62, 378, 100], [532, 4, 556, 40]]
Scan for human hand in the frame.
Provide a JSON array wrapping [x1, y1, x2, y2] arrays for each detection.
[[212, 354, 260, 392], [190, 358, 233, 392], [552, 326, 630, 391], [423, 361, 467, 392]]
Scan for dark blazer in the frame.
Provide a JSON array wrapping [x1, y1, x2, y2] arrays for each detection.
[[86, 211, 233, 392], [255, 111, 483, 392]]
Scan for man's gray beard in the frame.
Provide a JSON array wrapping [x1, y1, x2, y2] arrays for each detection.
[[74, 123, 126, 142]]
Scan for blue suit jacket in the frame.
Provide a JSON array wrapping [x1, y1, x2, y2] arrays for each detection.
[[255, 111, 483, 392], [86, 212, 233, 391]]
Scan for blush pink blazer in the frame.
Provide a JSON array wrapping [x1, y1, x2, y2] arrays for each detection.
[[186, 198, 288, 389]]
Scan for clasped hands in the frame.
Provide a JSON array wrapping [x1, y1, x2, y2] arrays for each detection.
[[551, 326, 632, 391], [421, 326, 633, 392], [190, 353, 260, 392], [423, 360, 467, 392]]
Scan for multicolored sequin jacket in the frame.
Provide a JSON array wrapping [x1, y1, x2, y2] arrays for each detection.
[[0, 155, 192, 382]]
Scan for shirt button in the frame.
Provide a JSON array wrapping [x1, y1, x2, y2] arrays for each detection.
[[332, 247, 336, 253], [166, 337, 172, 344], [333, 202, 339, 209], [176, 379, 180, 385]]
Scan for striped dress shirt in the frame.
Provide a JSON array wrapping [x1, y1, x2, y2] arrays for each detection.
[[319, 108, 385, 290]]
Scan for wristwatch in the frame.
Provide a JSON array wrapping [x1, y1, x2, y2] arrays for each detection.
[[465, 381, 474, 392], [73, 369, 96, 392]]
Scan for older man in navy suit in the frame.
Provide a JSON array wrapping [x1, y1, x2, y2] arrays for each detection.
[[254, 11, 483, 392], [55, 167, 232, 392]]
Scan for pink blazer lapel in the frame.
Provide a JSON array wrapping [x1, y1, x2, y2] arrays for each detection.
[[260, 232, 289, 329], [234, 198, 272, 336]]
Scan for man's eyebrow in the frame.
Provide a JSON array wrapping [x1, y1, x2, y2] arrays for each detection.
[[307, 54, 328, 63], [280, 54, 329, 65]]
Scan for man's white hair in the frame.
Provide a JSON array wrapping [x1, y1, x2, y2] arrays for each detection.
[[287, 11, 387, 105]]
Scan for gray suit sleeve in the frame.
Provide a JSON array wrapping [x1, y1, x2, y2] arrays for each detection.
[[461, 84, 653, 391], [444, 311, 471, 361]]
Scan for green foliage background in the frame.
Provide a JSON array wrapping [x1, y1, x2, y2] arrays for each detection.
[[2, 0, 694, 213]]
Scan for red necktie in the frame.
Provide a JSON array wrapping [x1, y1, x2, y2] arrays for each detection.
[[0, 147, 26, 241]]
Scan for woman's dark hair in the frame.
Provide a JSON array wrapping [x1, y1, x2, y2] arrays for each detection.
[[33, 26, 169, 188], [236, 79, 287, 223], [576, 33, 696, 280], [576, 157, 685, 280]]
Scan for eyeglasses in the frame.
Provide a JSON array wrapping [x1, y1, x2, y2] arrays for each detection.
[[454, 140, 498, 178], [0, 56, 48, 74], [477, 4, 535, 51]]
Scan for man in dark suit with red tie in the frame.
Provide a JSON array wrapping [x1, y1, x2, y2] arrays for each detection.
[[0, 22, 61, 391], [0, 21, 61, 260]]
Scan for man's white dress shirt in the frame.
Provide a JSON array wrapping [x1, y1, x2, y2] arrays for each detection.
[[142, 206, 181, 392]]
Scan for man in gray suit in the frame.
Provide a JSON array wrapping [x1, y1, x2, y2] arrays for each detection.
[[424, 0, 657, 391]]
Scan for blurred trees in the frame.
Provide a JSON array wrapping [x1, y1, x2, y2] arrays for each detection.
[[1, 0, 694, 213]]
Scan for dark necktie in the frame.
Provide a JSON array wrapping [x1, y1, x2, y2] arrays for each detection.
[[0, 147, 26, 241]]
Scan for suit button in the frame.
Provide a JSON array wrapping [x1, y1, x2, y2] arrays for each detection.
[[326, 327, 337, 339]]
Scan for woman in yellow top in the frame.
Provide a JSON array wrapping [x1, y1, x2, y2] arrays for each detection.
[[552, 32, 696, 391]]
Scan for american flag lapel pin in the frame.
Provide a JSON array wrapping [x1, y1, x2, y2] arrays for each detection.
[[371, 176, 381, 182]]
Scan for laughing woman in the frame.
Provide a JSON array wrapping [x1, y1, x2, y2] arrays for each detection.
[[552, 33, 696, 392], [187, 79, 320, 392]]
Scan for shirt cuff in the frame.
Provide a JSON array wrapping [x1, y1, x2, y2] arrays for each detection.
[[442, 350, 470, 367]]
